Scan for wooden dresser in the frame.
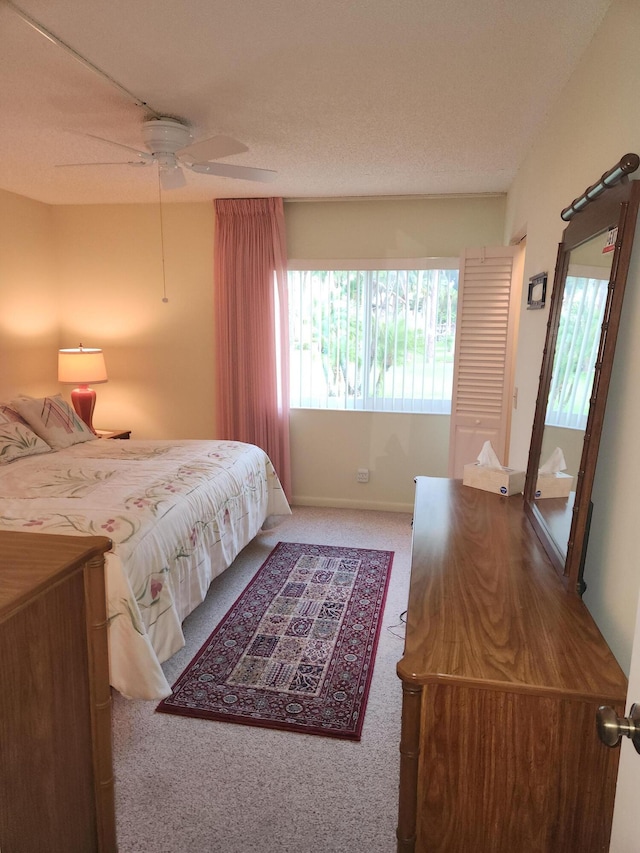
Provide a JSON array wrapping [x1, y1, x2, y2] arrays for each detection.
[[0, 532, 117, 853], [396, 477, 628, 853]]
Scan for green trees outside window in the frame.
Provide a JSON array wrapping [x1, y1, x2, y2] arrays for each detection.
[[288, 265, 459, 412]]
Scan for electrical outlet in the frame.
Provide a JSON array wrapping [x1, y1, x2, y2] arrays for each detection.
[[357, 468, 369, 483]]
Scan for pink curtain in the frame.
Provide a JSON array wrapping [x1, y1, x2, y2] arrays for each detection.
[[213, 197, 291, 499]]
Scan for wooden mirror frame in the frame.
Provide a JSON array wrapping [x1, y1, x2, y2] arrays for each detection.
[[524, 156, 640, 595]]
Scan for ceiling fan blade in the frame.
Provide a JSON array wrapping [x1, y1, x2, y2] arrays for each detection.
[[79, 132, 151, 160], [178, 134, 249, 163], [189, 161, 277, 182], [159, 165, 187, 190]]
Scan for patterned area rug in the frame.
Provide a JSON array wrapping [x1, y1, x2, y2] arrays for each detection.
[[157, 541, 394, 739]]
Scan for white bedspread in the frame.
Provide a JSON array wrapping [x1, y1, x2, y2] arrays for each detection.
[[0, 439, 290, 699]]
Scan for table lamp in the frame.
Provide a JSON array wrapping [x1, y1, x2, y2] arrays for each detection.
[[58, 344, 108, 433]]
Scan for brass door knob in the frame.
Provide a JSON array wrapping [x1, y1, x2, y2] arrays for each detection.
[[596, 703, 640, 753]]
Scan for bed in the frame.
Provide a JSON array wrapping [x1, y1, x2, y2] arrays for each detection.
[[0, 395, 290, 700]]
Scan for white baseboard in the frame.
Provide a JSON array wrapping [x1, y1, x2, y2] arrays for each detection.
[[291, 495, 413, 514]]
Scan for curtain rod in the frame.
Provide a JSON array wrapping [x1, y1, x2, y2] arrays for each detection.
[[560, 153, 640, 221]]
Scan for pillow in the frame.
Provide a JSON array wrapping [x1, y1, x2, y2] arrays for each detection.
[[11, 394, 97, 450], [0, 404, 29, 426], [0, 421, 51, 465]]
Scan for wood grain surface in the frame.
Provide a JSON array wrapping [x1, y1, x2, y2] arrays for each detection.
[[0, 532, 116, 853], [399, 478, 626, 702], [396, 478, 627, 853]]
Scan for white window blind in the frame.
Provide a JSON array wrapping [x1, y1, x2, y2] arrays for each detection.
[[545, 272, 609, 429], [287, 259, 459, 413]]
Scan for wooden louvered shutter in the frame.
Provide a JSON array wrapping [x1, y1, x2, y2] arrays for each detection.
[[448, 246, 520, 478]]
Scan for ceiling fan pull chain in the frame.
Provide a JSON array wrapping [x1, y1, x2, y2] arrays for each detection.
[[157, 171, 169, 304]]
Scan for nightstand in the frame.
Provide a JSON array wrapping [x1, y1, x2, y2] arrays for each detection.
[[95, 429, 131, 440]]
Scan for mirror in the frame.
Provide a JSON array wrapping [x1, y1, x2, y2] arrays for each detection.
[[535, 238, 614, 554], [524, 155, 640, 594]]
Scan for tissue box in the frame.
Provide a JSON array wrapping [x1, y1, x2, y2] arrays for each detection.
[[535, 472, 574, 499], [462, 463, 526, 496]]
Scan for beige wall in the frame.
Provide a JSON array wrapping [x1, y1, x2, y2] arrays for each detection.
[[286, 195, 506, 510], [286, 195, 506, 259], [505, 0, 640, 670], [0, 189, 59, 399], [291, 409, 451, 512], [0, 193, 217, 439], [52, 203, 216, 439]]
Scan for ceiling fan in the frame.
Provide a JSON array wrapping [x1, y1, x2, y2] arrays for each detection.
[[59, 116, 278, 190]]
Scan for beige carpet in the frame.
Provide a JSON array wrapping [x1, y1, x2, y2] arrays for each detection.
[[112, 505, 412, 853]]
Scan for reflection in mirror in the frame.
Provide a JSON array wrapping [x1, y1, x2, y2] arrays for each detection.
[[535, 234, 615, 557], [524, 154, 640, 595]]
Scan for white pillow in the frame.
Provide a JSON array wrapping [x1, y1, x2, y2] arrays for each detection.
[[12, 394, 97, 450], [0, 421, 51, 465]]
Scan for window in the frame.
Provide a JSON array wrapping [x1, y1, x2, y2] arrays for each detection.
[[545, 270, 609, 430], [288, 259, 459, 412]]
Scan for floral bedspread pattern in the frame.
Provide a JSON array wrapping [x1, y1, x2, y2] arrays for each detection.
[[0, 439, 290, 699]]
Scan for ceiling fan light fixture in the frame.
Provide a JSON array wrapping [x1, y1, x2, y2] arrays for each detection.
[[159, 163, 187, 190], [155, 153, 178, 168], [142, 118, 192, 155]]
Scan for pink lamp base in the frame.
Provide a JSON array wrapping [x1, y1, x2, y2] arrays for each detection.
[[71, 386, 97, 433]]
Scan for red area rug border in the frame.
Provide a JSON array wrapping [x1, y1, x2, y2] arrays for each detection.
[[156, 541, 394, 740]]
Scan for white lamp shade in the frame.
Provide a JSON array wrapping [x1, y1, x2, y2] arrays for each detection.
[[58, 347, 108, 385]]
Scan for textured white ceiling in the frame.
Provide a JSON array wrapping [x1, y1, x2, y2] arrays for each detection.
[[0, 0, 611, 205]]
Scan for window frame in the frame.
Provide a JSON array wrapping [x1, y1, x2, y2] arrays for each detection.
[[287, 257, 459, 414]]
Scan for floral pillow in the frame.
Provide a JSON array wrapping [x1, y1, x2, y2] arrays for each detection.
[[0, 421, 51, 465], [11, 395, 97, 450]]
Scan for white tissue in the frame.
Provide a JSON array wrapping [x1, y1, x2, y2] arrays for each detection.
[[538, 446, 567, 475], [476, 440, 503, 470]]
